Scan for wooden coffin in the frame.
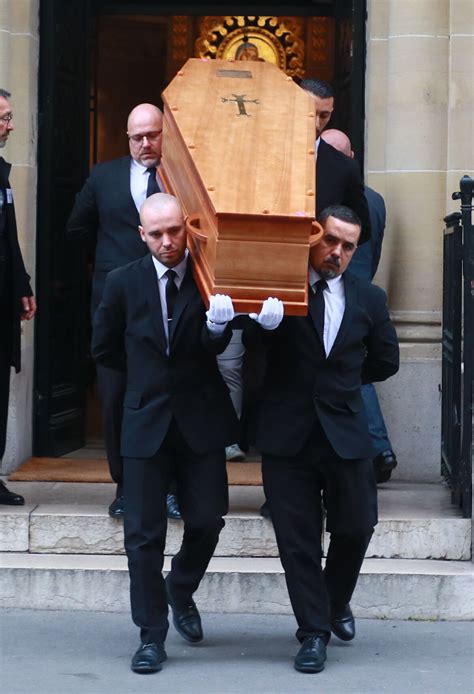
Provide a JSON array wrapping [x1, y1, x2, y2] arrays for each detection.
[[159, 58, 322, 315]]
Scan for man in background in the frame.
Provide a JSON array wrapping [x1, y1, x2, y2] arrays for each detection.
[[67, 103, 181, 518], [321, 128, 398, 482], [300, 78, 371, 244], [0, 88, 36, 505]]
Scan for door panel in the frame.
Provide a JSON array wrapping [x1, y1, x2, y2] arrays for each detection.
[[35, 0, 91, 455]]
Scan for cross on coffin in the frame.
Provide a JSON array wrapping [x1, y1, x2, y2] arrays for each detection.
[[221, 93, 260, 116]]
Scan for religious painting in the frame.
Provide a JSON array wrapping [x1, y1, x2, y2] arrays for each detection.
[[219, 28, 284, 67], [196, 16, 305, 79]]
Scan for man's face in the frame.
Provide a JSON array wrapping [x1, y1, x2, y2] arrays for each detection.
[[0, 97, 14, 148], [127, 107, 163, 167], [309, 215, 360, 279], [139, 202, 187, 267], [310, 95, 334, 138]]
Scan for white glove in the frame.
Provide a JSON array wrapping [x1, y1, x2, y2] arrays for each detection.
[[249, 297, 284, 330], [206, 294, 235, 335]]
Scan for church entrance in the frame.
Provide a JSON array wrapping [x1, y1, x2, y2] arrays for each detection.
[[34, 1, 367, 458]]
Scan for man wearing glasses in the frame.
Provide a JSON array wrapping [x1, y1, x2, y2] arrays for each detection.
[[0, 89, 37, 505], [67, 103, 180, 520]]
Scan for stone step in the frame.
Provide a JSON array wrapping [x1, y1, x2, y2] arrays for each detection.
[[0, 481, 470, 560], [0, 553, 472, 620]]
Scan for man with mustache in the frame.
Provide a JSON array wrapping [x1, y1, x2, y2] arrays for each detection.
[[321, 128, 398, 483], [243, 205, 399, 673]]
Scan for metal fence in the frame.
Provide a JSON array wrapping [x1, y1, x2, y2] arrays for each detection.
[[441, 175, 473, 518]]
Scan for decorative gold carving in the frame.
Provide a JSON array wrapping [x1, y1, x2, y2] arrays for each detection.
[[277, 17, 304, 78], [195, 16, 305, 78]]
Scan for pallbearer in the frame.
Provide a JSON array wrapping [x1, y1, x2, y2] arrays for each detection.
[[243, 205, 399, 674], [91, 193, 240, 674]]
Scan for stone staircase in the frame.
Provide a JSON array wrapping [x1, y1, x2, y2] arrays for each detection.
[[0, 480, 473, 620]]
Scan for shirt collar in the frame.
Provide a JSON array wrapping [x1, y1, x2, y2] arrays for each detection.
[[315, 136, 321, 153], [308, 265, 343, 293], [131, 158, 151, 174], [152, 249, 189, 281]]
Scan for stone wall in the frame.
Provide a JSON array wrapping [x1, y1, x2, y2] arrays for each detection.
[[0, 0, 39, 472], [365, 0, 474, 480]]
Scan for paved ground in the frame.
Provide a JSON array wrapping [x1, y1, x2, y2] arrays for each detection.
[[1, 610, 473, 693]]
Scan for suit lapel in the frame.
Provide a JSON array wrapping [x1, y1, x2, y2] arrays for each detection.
[[168, 261, 197, 345], [328, 272, 357, 357], [120, 156, 140, 221], [142, 255, 167, 354]]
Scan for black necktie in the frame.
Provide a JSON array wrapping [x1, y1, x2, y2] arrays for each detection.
[[312, 278, 328, 342], [146, 167, 159, 197], [165, 269, 178, 320]]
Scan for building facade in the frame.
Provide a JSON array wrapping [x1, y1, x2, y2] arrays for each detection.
[[0, 0, 473, 482]]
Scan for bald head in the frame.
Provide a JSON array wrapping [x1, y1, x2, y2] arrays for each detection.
[[127, 103, 162, 131], [321, 129, 353, 159], [139, 193, 187, 267], [139, 193, 182, 226], [127, 103, 163, 167]]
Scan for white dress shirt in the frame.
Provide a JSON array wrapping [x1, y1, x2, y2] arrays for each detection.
[[152, 251, 188, 351], [130, 158, 155, 212], [308, 266, 345, 356]]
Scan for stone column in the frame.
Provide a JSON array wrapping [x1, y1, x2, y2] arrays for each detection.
[[0, 0, 39, 472], [365, 0, 474, 480]]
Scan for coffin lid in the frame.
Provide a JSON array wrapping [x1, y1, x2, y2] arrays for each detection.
[[161, 58, 316, 220]]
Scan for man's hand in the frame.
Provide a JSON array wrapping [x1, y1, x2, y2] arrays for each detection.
[[21, 296, 37, 321], [249, 297, 284, 330], [206, 294, 234, 334]]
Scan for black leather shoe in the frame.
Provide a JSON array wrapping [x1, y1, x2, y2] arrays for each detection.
[[259, 500, 271, 518], [331, 603, 355, 641], [166, 493, 181, 520], [0, 480, 24, 505], [131, 642, 167, 674], [108, 495, 124, 518], [294, 635, 327, 673], [373, 450, 397, 484], [165, 576, 203, 643]]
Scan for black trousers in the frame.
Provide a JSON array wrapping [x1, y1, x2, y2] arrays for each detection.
[[262, 421, 377, 642], [0, 289, 12, 460], [0, 336, 11, 460], [124, 418, 229, 644], [96, 363, 125, 496]]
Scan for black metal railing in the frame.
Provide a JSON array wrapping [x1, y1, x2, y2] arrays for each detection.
[[441, 175, 473, 518]]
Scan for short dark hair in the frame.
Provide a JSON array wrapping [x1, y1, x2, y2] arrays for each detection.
[[317, 205, 362, 230], [0, 89, 12, 99], [300, 78, 334, 99]]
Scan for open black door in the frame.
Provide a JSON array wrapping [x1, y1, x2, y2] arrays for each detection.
[[333, 0, 367, 168], [34, 0, 91, 455]]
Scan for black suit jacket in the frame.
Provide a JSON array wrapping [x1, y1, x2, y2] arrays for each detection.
[[91, 255, 240, 458], [243, 271, 399, 460], [66, 156, 147, 317], [0, 157, 33, 372], [316, 139, 371, 244], [350, 185, 386, 281]]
